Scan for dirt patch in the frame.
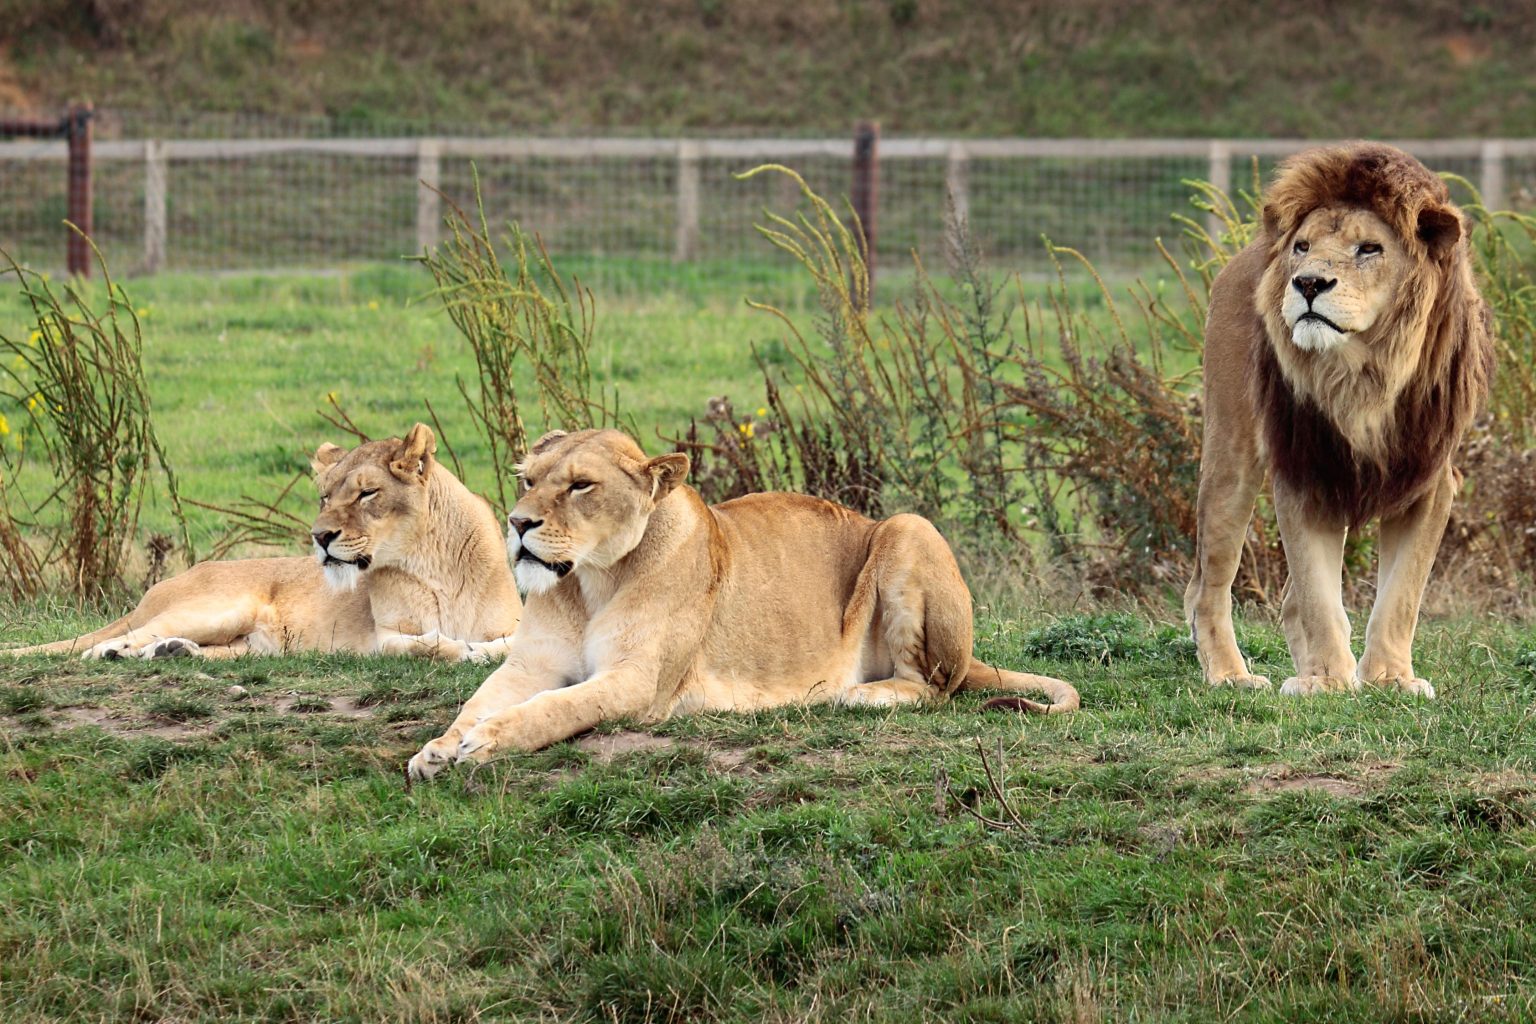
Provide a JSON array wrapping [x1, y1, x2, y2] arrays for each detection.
[[1250, 775, 1365, 798], [574, 731, 679, 761], [55, 705, 214, 740]]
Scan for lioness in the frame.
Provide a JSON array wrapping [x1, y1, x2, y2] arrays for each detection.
[[407, 429, 1078, 781], [5, 424, 521, 661], [1186, 143, 1493, 697]]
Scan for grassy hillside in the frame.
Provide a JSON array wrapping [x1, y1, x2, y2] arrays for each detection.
[[3, 0, 1536, 137]]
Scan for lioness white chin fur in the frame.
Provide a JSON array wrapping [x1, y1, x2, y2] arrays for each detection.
[[407, 428, 1079, 782], [4, 424, 521, 661]]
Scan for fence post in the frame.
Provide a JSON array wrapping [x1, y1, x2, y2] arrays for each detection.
[[675, 140, 701, 262], [65, 102, 93, 277], [415, 138, 442, 253], [1206, 139, 1231, 240], [143, 139, 167, 274], [945, 142, 970, 231], [1480, 140, 1505, 210], [851, 120, 879, 308]]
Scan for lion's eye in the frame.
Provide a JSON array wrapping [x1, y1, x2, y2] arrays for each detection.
[[570, 480, 595, 495], [522, 478, 535, 492], [1357, 242, 1383, 256], [1293, 239, 1310, 254], [359, 488, 379, 502]]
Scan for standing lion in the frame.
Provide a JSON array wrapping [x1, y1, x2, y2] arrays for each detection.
[[1186, 143, 1493, 698]]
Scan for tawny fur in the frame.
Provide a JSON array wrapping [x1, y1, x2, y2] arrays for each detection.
[[1185, 143, 1493, 698], [5, 425, 522, 661], [408, 429, 1077, 780]]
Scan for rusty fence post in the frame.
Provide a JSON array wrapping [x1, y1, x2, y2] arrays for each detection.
[[850, 119, 879, 309], [65, 102, 94, 278]]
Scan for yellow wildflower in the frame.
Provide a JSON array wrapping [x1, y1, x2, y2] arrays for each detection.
[[27, 330, 41, 346], [26, 393, 40, 412], [0, 412, 9, 436], [325, 389, 339, 404], [136, 307, 149, 317], [755, 407, 767, 417], [738, 421, 755, 439], [367, 300, 380, 311]]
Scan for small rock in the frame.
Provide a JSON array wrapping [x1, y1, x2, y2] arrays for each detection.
[[227, 685, 249, 700]]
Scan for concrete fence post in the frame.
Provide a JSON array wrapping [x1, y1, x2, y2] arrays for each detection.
[[415, 138, 443, 253], [1480, 140, 1505, 210], [945, 142, 970, 232], [65, 102, 93, 277], [851, 120, 879, 309], [675, 140, 701, 262], [1206, 139, 1231, 241], [143, 139, 167, 274]]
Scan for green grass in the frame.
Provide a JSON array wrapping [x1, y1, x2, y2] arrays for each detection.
[[3, 262, 1535, 1019], [2, 615, 1535, 1021]]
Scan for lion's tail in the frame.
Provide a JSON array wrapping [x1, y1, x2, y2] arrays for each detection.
[[961, 657, 1080, 715], [1, 613, 137, 657]]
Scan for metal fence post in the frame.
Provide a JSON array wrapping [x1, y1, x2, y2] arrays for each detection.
[[143, 139, 167, 273], [1206, 140, 1231, 241], [1480, 140, 1505, 209], [675, 140, 701, 262], [945, 142, 970, 231], [415, 138, 443, 253], [65, 102, 93, 277], [851, 120, 879, 308]]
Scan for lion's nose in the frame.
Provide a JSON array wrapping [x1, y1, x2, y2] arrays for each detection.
[[508, 515, 541, 537], [1292, 275, 1337, 302], [311, 529, 340, 550]]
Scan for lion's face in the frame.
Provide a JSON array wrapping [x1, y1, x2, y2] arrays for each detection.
[[309, 424, 438, 592], [507, 429, 690, 595], [1277, 205, 1411, 353]]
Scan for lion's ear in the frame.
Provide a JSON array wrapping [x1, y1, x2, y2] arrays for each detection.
[[390, 423, 436, 482], [530, 430, 568, 454], [1417, 204, 1462, 256], [644, 453, 691, 502], [310, 442, 346, 477], [1260, 201, 1290, 240]]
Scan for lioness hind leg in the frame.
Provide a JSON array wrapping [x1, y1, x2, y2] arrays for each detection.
[[1356, 465, 1457, 699]]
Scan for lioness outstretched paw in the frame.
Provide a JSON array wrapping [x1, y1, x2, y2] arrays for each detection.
[[406, 736, 461, 782], [1208, 672, 1271, 690], [455, 723, 504, 764], [85, 638, 136, 661], [142, 637, 201, 659], [1280, 674, 1360, 697]]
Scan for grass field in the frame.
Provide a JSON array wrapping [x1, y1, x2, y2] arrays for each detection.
[[3, 263, 1536, 1021]]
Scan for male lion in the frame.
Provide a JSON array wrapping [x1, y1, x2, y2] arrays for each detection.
[[5, 424, 521, 661], [1186, 143, 1493, 698], [407, 429, 1079, 781]]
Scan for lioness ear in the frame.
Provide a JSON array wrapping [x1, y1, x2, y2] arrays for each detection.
[[310, 442, 346, 477], [644, 453, 691, 502], [390, 423, 436, 482], [530, 429, 568, 455], [1417, 204, 1462, 256]]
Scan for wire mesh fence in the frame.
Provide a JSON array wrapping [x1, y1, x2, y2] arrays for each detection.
[[3, 109, 1534, 285]]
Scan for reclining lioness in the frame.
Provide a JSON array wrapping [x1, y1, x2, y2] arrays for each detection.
[[5, 424, 521, 661], [407, 429, 1078, 781]]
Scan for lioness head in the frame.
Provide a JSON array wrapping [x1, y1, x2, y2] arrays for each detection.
[[1259, 144, 1465, 356], [507, 429, 690, 594], [309, 423, 438, 592]]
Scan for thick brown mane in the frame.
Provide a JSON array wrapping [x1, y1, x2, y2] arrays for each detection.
[[1251, 143, 1493, 526]]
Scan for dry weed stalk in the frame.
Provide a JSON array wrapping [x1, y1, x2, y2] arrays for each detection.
[[0, 238, 191, 600]]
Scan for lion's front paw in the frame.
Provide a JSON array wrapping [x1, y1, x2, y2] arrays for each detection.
[[1280, 674, 1360, 697], [406, 735, 462, 783], [141, 637, 201, 659], [1208, 672, 1272, 690], [1359, 673, 1436, 699]]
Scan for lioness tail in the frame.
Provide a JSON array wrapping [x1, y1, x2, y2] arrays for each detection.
[[962, 657, 1080, 714]]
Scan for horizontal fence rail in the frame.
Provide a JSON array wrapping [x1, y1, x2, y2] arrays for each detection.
[[3, 122, 1534, 279]]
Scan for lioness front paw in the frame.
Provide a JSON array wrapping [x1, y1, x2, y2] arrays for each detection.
[[85, 638, 136, 661], [455, 722, 506, 764], [1208, 672, 1271, 690], [1280, 674, 1361, 697], [406, 735, 461, 783], [141, 637, 201, 659]]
